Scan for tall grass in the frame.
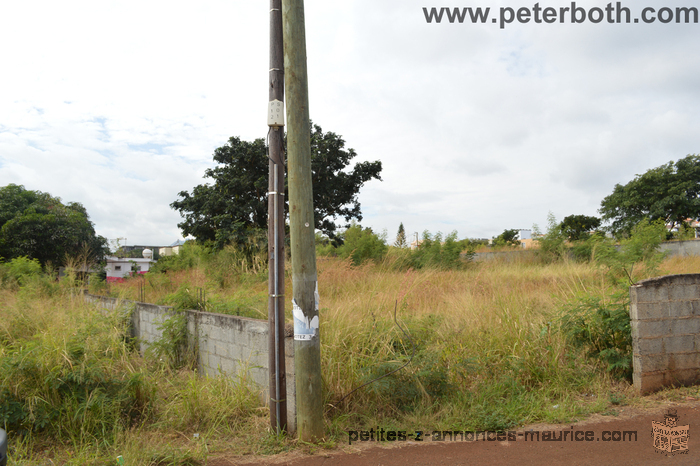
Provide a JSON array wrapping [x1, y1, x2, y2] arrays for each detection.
[[4, 244, 698, 462], [319, 257, 615, 432], [0, 276, 267, 465]]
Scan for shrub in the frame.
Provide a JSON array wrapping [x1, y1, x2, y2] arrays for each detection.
[[0, 256, 43, 287], [149, 242, 209, 274], [492, 229, 521, 248], [534, 213, 567, 262], [158, 285, 206, 312], [559, 292, 632, 380], [336, 224, 388, 265], [410, 231, 466, 269]]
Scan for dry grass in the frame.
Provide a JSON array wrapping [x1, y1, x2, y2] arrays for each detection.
[[8, 251, 698, 462]]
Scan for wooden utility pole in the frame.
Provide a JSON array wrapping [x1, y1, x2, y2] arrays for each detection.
[[282, 0, 323, 441], [267, 0, 287, 435]]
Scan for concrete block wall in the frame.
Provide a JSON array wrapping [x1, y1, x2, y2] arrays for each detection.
[[630, 274, 700, 394], [84, 294, 296, 433], [471, 250, 537, 263], [659, 240, 700, 258]]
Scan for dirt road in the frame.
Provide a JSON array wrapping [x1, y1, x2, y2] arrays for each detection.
[[211, 401, 700, 466]]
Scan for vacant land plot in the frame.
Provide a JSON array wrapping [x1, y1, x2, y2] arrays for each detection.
[[2, 252, 699, 464]]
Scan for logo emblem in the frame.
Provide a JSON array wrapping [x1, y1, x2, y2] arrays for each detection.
[[651, 409, 689, 456]]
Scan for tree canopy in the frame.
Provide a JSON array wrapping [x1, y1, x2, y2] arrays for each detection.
[[559, 214, 601, 241], [600, 154, 700, 236], [492, 229, 520, 247], [171, 123, 382, 248], [0, 184, 107, 266]]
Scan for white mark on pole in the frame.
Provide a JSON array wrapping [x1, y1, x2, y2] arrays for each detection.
[[293, 298, 319, 341]]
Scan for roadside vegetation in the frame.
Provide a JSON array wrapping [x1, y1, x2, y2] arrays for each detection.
[[1, 218, 698, 464]]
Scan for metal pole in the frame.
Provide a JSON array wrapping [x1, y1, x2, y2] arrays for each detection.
[[268, 0, 287, 435], [283, 0, 323, 441]]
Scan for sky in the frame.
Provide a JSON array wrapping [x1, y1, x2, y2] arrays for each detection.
[[1, 0, 699, 247]]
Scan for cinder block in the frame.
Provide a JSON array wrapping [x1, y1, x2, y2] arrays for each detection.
[[633, 302, 671, 320], [208, 353, 221, 371], [634, 353, 668, 373], [634, 371, 665, 394], [218, 326, 234, 343], [663, 335, 696, 354], [666, 368, 700, 386], [249, 366, 269, 388], [629, 287, 640, 306], [249, 349, 268, 369], [634, 320, 671, 339], [219, 357, 236, 375], [636, 338, 664, 355], [633, 284, 669, 304], [668, 352, 700, 371], [208, 326, 222, 342], [228, 344, 245, 361], [214, 342, 230, 358], [201, 362, 217, 378], [669, 284, 700, 302], [670, 301, 695, 318], [670, 317, 700, 335]]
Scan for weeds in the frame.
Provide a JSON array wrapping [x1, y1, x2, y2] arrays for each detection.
[[0, 270, 264, 464], [559, 292, 632, 380], [3, 233, 697, 462], [146, 311, 195, 371]]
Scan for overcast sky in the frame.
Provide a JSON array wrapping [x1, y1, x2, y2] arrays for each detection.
[[1, 0, 699, 246]]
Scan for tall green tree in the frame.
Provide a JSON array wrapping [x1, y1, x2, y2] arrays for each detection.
[[600, 154, 700, 237], [492, 229, 520, 247], [559, 214, 601, 241], [394, 222, 407, 248], [171, 123, 382, 248], [0, 184, 107, 266]]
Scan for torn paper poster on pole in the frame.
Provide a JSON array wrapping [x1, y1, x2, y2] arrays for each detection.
[[292, 298, 319, 341]]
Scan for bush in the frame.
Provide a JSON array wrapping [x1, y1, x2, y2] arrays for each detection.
[[534, 213, 567, 262], [557, 219, 667, 381], [0, 256, 43, 287], [559, 292, 632, 380], [158, 285, 206, 312], [149, 242, 210, 274], [408, 231, 468, 269], [206, 241, 267, 288], [336, 224, 388, 265], [592, 218, 667, 281], [492, 229, 521, 248]]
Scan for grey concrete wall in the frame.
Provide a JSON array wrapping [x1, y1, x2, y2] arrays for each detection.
[[471, 239, 700, 263], [84, 294, 296, 433], [471, 250, 537, 262], [629, 274, 700, 394], [660, 240, 700, 258]]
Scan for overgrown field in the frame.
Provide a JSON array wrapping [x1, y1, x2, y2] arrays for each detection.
[[2, 242, 700, 464]]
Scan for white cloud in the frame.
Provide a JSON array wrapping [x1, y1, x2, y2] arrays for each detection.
[[1, 0, 699, 245]]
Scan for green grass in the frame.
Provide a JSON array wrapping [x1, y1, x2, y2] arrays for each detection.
[[2, 249, 699, 463], [0, 279, 271, 465]]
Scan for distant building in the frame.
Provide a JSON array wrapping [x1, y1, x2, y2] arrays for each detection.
[[159, 239, 187, 257], [105, 249, 155, 283], [666, 219, 700, 239], [517, 229, 540, 249]]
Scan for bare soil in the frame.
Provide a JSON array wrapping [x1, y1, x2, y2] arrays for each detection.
[[209, 400, 700, 466]]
